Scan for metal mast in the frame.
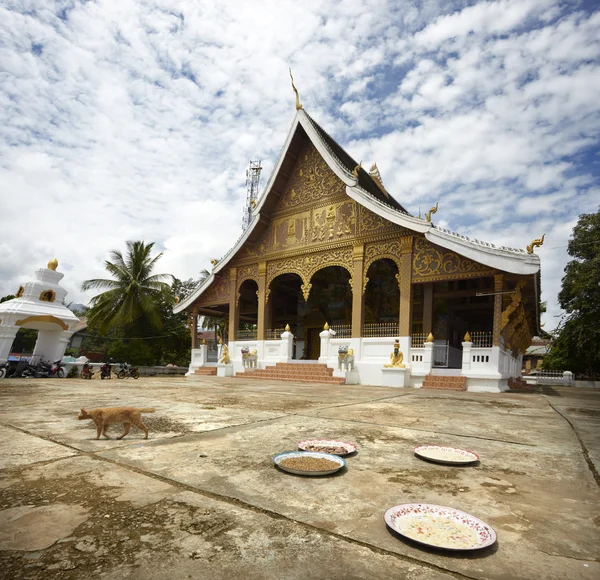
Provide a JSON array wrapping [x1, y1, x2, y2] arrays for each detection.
[[242, 160, 262, 230]]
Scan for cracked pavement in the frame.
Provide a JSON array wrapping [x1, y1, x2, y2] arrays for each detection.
[[0, 376, 599, 579]]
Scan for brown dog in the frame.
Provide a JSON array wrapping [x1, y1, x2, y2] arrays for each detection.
[[77, 407, 156, 440]]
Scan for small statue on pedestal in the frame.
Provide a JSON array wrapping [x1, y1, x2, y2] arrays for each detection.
[[337, 346, 355, 371], [219, 344, 231, 364], [384, 339, 405, 368]]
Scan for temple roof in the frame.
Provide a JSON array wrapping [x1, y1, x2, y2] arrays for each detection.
[[174, 108, 542, 314], [302, 112, 410, 214]]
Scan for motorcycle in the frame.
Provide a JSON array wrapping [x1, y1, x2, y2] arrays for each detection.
[[81, 360, 95, 380], [0, 363, 7, 378], [100, 359, 114, 380], [116, 362, 140, 380], [50, 359, 65, 378]]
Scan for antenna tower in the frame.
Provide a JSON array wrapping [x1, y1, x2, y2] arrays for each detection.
[[242, 160, 262, 230]]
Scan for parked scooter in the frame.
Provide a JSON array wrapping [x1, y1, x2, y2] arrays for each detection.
[[50, 359, 65, 378], [100, 359, 114, 380], [0, 362, 8, 378], [116, 362, 140, 380], [81, 360, 95, 380]]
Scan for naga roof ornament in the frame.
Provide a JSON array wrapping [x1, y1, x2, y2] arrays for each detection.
[[526, 234, 545, 254]]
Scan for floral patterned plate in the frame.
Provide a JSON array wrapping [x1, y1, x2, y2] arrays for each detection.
[[384, 503, 496, 551], [414, 445, 479, 465], [297, 438, 358, 456]]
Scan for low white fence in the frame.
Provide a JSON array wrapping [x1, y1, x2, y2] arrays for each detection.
[[523, 370, 574, 386]]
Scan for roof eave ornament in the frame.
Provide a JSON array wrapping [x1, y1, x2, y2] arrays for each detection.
[[352, 161, 362, 179], [526, 234, 545, 254], [289, 68, 303, 111], [425, 202, 439, 223]]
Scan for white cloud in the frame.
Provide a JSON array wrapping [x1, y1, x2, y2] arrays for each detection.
[[1, 0, 599, 332]]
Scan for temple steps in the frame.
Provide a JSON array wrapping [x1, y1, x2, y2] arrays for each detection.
[[194, 367, 217, 376], [235, 362, 345, 385], [422, 374, 467, 391]]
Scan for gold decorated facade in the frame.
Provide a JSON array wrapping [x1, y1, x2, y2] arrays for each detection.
[[184, 117, 538, 359]]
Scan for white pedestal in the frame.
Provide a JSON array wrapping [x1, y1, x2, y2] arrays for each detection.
[[344, 370, 359, 385], [381, 367, 410, 387], [216, 363, 233, 377]]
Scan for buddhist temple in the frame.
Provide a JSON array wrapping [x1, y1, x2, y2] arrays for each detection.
[[175, 87, 542, 392]]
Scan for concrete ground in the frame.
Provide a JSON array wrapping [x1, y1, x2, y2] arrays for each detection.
[[0, 376, 599, 580]]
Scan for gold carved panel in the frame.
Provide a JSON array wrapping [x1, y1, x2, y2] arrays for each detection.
[[412, 237, 494, 281], [278, 142, 345, 210], [236, 264, 259, 292], [196, 276, 230, 307], [356, 205, 409, 237]]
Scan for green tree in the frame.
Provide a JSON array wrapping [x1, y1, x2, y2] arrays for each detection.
[[545, 208, 600, 378], [82, 241, 172, 335]]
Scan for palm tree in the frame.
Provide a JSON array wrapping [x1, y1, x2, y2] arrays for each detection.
[[82, 241, 172, 334]]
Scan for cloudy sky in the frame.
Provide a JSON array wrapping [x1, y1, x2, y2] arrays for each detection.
[[1, 0, 599, 330]]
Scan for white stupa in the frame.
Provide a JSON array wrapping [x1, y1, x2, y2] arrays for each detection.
[[0, 259, 80, 364]]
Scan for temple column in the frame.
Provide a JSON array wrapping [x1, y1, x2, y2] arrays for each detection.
[[257, 261, 268, 341], [351, 244, 365, 338], [398, 237, 414, 338], [191, 306, 198, 349], [492, 274, 504, 347], [228, 268, 239, 341], [423, 283, 433, 335]]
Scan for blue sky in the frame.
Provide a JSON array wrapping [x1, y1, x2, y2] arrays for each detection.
[[1, 0, 599, 329]]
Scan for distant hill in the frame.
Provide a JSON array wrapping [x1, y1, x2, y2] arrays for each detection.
[[69, 303, 88, 313]]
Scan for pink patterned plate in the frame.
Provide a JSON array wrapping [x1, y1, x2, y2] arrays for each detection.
[[297, 438, 358, 456], [414, 445, 479, 465], [384, 503, 496, 551]]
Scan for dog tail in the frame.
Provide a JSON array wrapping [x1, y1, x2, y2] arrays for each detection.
[[137, 408, 156, 414]]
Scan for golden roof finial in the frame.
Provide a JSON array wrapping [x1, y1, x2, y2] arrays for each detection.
[[526, 234, 545, 254], [210, 258, 218, 267], [369, 162, 388, 197], [47, 258, 58, 271], [323, 322, 329, 330], [352, 161, 362, 179], [289, 68, 303, 111], [425, 202, 439, 223], [464, 331, 472, 342]]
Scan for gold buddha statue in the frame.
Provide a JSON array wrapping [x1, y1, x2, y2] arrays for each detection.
[[384, 339, 405, 368]]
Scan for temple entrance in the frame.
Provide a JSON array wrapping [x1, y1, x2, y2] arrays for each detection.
[[268, 266, 351, 359], [364, 258, 400, 335], [432, 277, 495, 367], [237, 279, 258, 339]]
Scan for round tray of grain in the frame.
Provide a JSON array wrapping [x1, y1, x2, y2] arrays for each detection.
[[273, 451, 346, 476]]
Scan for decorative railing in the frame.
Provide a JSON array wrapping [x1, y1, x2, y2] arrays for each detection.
[[411, 333, 428, 348], [236, 330, 257, 340], [330, 324, 351, 338], [470, 331, 493, 348], [362, 322, 399, 338], [265, 328, 285, 340]]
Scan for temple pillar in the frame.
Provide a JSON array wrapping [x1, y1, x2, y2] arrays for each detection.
[[423, 283, 433, 335], [228, 268, 239, 341], [351, 244, 365, 338], [492, 274, 504, 347], [191, 307, 198, 349], [257, 261, 268, 341], [398, 237, 414, 338]]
